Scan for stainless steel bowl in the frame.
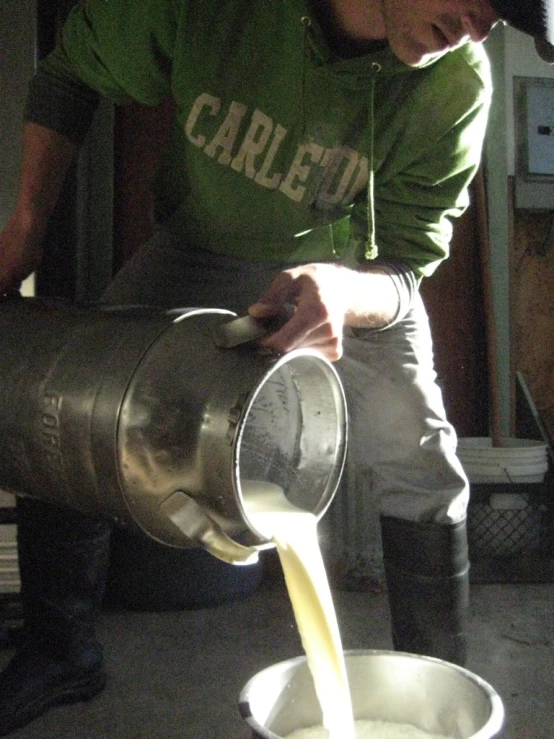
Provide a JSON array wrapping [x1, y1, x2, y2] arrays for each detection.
[[239, 650, 504, 739]]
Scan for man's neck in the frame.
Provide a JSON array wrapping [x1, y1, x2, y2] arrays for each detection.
[[309, 0, 386, 57]]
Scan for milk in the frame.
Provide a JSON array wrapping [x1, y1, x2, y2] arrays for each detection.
[[242, 481, 355, 739], [285, 720, 455, 739], [242, 482, 455, 739]]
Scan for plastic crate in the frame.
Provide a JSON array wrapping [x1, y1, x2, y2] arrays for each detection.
[[468, 479, 554, 583]]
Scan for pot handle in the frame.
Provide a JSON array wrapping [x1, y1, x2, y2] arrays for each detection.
[[160, 490, 261, 566], [211, 306, 294, 349]]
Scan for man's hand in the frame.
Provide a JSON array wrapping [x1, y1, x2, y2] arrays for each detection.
[[248, 262, 399, 362], [249, 263, 348, 360], [0, 214, 44, 296]]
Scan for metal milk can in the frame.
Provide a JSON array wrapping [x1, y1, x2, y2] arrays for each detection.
[[0, 298, 347, 565]]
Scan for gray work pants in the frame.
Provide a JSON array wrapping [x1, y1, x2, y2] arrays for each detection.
[[102, 228, 469, 582]]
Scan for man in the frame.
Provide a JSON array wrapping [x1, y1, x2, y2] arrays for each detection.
[[0, 0, 552, 734]]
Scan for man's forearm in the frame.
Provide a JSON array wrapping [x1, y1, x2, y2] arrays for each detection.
[[342, 266, 400, 329], [12, 123, 77, 236], [343, 260, 417, 329], [248, 258, 418, 360]]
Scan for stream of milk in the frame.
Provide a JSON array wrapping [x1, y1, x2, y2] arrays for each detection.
[[243, 481, 355, 739], [242, 481, 454, 739]]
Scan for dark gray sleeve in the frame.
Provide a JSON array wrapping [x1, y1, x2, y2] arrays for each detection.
[[24, 64, 100, 146], [348, 258, 418, 336], [372, 258, 419, 327]]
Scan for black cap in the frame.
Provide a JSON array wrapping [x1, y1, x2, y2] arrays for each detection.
[[490, 0, 554, 61]]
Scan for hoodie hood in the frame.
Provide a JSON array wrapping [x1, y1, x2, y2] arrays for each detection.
[[300, 12, 392, 259], [300, 9, 447, 259]]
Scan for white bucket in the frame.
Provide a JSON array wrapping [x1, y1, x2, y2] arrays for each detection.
[[458, 438, 548, 484]]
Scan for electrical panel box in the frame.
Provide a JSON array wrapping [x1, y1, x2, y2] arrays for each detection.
[[514, 76, 554, 210]]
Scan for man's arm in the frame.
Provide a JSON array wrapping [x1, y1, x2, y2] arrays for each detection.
[[249, 261, 412, 362], [0, 123, 77, 294]]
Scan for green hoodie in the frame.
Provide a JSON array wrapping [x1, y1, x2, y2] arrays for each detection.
[[40, 0, 492, 276]]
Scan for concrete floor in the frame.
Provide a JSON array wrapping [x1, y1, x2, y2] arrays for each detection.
[[0, 560, 552, 739]]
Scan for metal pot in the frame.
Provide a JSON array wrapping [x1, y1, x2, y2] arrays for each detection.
[[239, 650, 505, 738], [0, 298, 347, 564]]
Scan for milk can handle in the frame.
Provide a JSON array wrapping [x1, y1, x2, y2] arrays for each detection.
[[160, 491, 261, 566], [211, 306, 295, 349]]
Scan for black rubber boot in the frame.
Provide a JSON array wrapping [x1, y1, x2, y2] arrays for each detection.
[[380, 515, 470, 667], [0, 499, 111, 736]]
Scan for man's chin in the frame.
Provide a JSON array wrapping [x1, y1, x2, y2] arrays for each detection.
[[389, 40, 449, 67]]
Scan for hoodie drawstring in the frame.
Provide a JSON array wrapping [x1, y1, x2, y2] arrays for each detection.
[[300, 15, 312, 139], [365, 74, 378, 260]]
